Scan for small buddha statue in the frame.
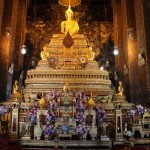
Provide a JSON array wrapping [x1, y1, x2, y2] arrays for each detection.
[[87, 46, 95, 61], [39, 93, 48, 110], [61, 6, 79, 35], [63, 81, 70, 94], [40, 46, 49, 60], [12, 80, 22, 98], [13, 80, 19, 95], [116, 81, 123, 96]]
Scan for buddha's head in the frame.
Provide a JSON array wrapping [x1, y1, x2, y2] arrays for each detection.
[[15, 80, 18, 85], [65, 6, 73, 21]]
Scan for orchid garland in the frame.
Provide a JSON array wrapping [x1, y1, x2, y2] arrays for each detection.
[[95, 106, 106, 121], [48, 101, 58, 110], [44, 124, 56, 135], [126, 104, 144, 119], [45, 110, 55, 123], [76, 124, 87, 136], [0, 105, 8, 115], [76, 111, 85, 123], [46, 90, 60, 101], [75, 91, 85, 99], [76, 100, 85, 112], [27, 107, 37, 122]]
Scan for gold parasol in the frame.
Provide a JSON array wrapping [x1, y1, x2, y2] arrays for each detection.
[[58, 0, 81, 7]]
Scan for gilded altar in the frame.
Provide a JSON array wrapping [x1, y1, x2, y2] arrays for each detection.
[[24, 32, 112, 101]]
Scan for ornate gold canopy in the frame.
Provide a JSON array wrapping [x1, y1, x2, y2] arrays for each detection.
[[58, 0, 81, 7]]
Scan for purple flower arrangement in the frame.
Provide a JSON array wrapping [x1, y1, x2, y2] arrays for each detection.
[[76, 111, 85, 123], [48, 101, 58, 110], [0, 105, 8, 115], [76, 100, 85, 112], [136, 104, 144, 115], [96, 106, 106, 121], [76, 124, 87, 136], [44, 124, 56, 135], [47, 90, 60, 100], [45, 110, 55, 123], [27, 107, 37, 122], [126, 104, 144, 119], [75, 91, 85, 99]]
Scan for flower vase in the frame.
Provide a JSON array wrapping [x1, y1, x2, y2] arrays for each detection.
[[80, 135, 83, 140], [45, 134, 51, 141], [35, 121, 43, 140], [83, 133, 87, 141], [48, 134, 51, 141], [62, 125, 69, 134], [45, 134, 48, 140]]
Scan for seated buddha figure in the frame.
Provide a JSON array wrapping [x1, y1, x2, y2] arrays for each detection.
[[12, 80, 22, 98], [40, 46, 49, 60], [61, 6, 79, 35], [115, 81, 123, 96]]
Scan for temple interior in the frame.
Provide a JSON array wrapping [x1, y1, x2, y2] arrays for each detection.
[[0, 0, 150, 150]]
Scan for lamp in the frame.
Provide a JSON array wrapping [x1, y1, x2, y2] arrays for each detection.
[[113, 46, 119, 56], [21, 45, 26, 55], [5, 27, 11, 36], [100, 66, 104, 70], [58, 0, 81, 7]]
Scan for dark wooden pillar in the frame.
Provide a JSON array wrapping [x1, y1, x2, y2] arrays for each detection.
[[13, 0, 27, 81], [0, 0, 4, 35], [134, 0, 147, 105], [122, 0, 140, 103], [0, 0, 26, 101], [0, 0, 13, 101], [142, 0, 150, 106], [112, 0, 125, 90]]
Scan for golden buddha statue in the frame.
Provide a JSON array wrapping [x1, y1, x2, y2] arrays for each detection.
[[12, 80, 22, 98], [61, 6, 79, 35], [39, 92, 48, 110], [115, 81, 123, 96], [40, 46, 49, 60], [87, 46, 95, 61], [63, 81, 70, 94]]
